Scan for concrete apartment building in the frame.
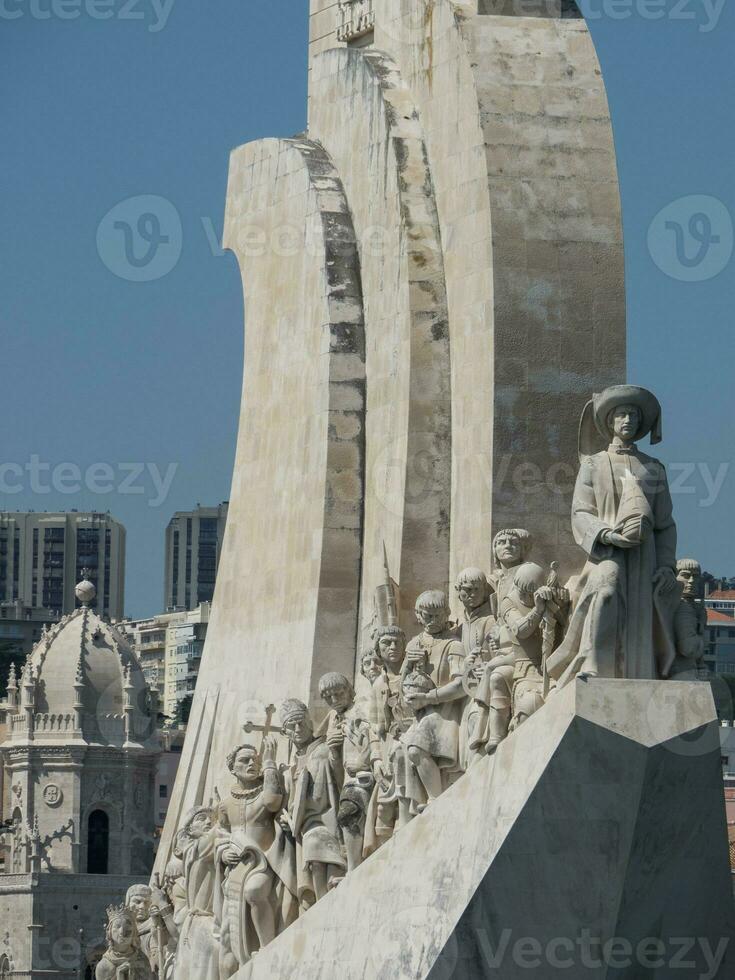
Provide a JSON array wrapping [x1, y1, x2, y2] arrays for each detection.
[[163, 502, 228, 611], [121, 603, 211, 724], [0, 511, 125, 620]]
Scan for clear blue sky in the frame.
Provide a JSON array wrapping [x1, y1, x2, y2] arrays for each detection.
[[1, 3, 733, 618]]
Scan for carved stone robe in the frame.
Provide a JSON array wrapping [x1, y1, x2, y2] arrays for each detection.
[[547, 447, 676, 685], [172, 830, 219, 980], [282, 737, 345, 908], [215, 775, 298, 971]]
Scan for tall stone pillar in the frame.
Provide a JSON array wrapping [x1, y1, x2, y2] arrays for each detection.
[[155, 0, 625, 870]]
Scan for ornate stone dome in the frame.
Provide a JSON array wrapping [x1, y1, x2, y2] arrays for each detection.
[[6, 576, 156, 748]]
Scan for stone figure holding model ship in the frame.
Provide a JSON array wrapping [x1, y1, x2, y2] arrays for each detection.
[[546, 385, 678, 687]]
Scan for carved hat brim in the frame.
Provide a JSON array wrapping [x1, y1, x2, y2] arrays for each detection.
[[592, 385, 662, 444]]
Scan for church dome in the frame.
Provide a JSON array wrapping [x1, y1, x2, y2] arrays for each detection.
[[12, 577, 156, 748]]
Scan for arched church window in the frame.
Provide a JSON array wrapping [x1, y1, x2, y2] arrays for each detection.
[[87, 810, 109, 874], [0, 953, 11, 979]]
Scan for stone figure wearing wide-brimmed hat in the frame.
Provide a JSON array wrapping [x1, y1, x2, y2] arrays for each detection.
[[546, 385, 678, 685]]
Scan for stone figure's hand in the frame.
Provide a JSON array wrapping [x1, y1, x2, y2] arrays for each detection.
[[404, 692, 428, 710], [277, 811, 293, 834], [261, 734, 278, 765], [486, 631, 500, 655], [222, 845, 241, 868], [653, 566, 678, 595], [149, 885, 168, 913], [405, 648, 427, 668], [534, 590, 548, 612], [327, 727, 344, 751]]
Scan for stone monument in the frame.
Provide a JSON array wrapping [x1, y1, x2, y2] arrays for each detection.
[[146, 3, 733, 979]]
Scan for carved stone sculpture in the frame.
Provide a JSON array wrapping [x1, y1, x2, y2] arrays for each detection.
[[546, 386, 678, 687], [96, 905, 153, 980], [369, 625, 414, 840], [126, 883, 175, 976], [454, 568, 498, 766], [401, 591, 466, 808], [215, 738, 297, 975], [668, 559, 709, 680], [171, 807, 219, 980], [278, 699, 346, 907], [473, 529, 534, 753], [318, 672, 375, 875]]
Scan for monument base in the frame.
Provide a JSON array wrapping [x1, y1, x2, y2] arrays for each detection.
[[239, 679, 734, 979]]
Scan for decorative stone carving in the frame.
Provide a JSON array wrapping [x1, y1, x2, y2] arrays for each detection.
[[547, 385, 679, 688], [216, 737, 296, 974], [279, 699, 345, 906], [126, 883, 175, 976], [667, 558, 710, 680], [401, 591, 465, 809], [42, 783, 63, 808], [318, 672, 375, 876], [171, 807, 218, 980], [336, 0, 374, 44], [96, 905, 153, 980]]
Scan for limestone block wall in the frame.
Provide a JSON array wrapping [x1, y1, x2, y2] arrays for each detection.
[[309, 48, 452, 631], [160, 138, 366, 829]]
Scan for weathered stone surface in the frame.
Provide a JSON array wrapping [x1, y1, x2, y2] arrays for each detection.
[[237, 679, 734, 979], [156, 0, 627, 882]]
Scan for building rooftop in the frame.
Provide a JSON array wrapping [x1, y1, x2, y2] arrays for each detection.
[[707, 608, 735, 625]]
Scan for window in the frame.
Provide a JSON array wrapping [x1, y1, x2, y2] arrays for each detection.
[[87, 810, 110, 874], [159, 784, 167, 798]]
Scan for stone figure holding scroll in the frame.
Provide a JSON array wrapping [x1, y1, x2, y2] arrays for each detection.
[[215, 738, 297, 975], [546, 385, 678, 687]]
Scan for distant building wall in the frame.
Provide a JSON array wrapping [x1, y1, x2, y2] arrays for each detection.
[[0, 512, 125, 620], [163, 503, 228, 612]]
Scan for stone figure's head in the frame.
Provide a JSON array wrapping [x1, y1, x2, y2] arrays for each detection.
[[455, 567, 491, 611], [181, 805, 214, 840], [105, 905, 138, 954], [401, 667, 436, 700], [125, 884, 152, 923], [319, 672, 354, 713], [280, 699, 314, 748], [588, 385, 662, 449], [227, 743, 262, 785], [607, 403, 641, 443], [373, 625, 406, 669], [360, 649, 383, 684], [414, 590, 450, 634], [512, 563, 547, 607], [493, 529, 532, 570], [677, 559, 703, 598]]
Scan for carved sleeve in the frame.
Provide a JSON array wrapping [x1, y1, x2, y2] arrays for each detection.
[[572, 456, 611, 556], [262, 766, 284, 812]]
